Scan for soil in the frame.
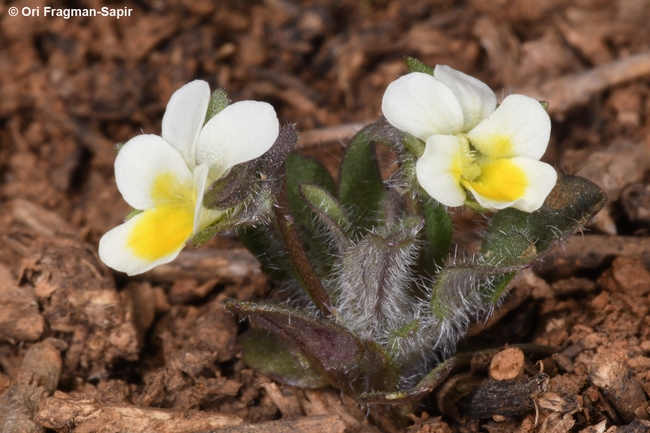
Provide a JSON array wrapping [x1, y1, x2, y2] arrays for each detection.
[[1, 0, 650, 432]]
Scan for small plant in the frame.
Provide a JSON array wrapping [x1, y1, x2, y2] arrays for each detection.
[[100, 58, 606, 406]]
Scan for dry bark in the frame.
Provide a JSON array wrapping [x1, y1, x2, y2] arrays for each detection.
[[0, 339, 64, 433], [35, 392, 243, 433]]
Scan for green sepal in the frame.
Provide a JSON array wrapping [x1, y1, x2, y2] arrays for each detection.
[[204, 88, 230, 124], [402, 133, 425, 158], [203, 162, 256, 211], [125, 208, 143, 221], [339, 125, 386, 233], [114, 142, 125, 153], [405, 56, 434, 75], [419, 197, 453, 273], [540, 101, 549, 111], [191, 187, 275, 246], [240, 329, 328, 388], [260, 123, 298, 195]]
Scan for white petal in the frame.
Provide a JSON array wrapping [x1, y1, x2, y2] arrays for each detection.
[[115, 135, 193, 210], [381, 72, 464, 141], [98, 214, 185, 276], [434, 65, 497, 132], [416, 135, 467, 207], [161, 80, 211, 169], [197, 101, 279, 180], [467, 157, 557, 212], [192, 162, 210, 234], [466, 94, 551, 160]]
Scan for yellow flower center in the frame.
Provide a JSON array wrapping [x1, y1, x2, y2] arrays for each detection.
[[464, 158, 527, 202], [127, 171, 195, 261], [453, 135, 481, 182]]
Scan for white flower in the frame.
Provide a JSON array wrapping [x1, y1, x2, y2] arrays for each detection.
[[382, 65, 557, 212], [99, 80, 279, 275]]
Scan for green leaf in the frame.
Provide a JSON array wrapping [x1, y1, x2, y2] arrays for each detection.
[[299, 184, 352, 251], [224, 298, 401, 395], [238, 225, 292, 282], [339, 125, 386, 233], [419, 197, 453, 273], [222, 299, 365, 393], [286, 152, 336, 229], [484, 174, 606, 261], [405, 56, 434, 75], [240, 329, 328, 388], [358, 356, 457, 405], [431, 174, 607, 313], [204, 88, 230, 124]]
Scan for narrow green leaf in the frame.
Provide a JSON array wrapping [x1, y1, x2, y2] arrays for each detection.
[[299, 183, 352, 251], [419, 197, 453, 273], [339, 125, 386, 232]]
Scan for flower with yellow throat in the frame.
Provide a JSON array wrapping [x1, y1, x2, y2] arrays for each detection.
[[99, 80, 279, 275], [382, 65, 556, 212]]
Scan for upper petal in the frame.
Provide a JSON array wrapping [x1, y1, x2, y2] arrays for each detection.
[[416, 134, 467, 207], [115, 134, 193, 210], [161, 80, 211, 169], [465, 94, 551, 160], [465, 157, 557, 212], [381, 72, 465, 141], [434, 65, 497, 132], [196, 100, 279, 180]]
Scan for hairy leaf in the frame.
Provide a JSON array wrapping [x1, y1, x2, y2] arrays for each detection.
[[339, 125, 386, 233], [299, 183, 352, 252], [224, 299, 400, 394], [419, 197, 453, 273]]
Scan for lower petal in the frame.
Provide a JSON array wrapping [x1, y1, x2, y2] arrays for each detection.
[[99, 204, 194, 276], [465, 157, 557, 212], [416, 135, 467, 207]]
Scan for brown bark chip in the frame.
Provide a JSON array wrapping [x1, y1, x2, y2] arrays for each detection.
[[0, 263, 45, 342], [598, 257, 650, 297], [35, 391, 243, 433], [0, 338, 64, 432], [588, 348, 648, 423], [489, 347, 525, 382]]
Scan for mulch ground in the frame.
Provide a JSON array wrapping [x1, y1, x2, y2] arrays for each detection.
[[2, 0, 650, 431]]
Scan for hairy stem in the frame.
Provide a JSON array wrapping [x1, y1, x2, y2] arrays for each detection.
[[274, 176, 333, 317]]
